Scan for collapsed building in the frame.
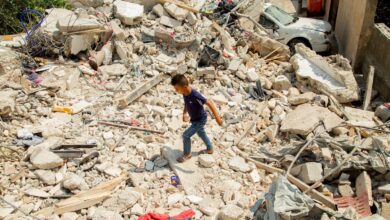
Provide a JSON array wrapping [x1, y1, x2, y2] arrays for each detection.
[[0, 0, 389, 220]]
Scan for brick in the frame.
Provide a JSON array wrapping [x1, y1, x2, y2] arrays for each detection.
[[356, 171, 373, 206]]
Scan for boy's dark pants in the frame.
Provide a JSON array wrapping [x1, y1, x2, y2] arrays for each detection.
[[182, 118, 213, 155]]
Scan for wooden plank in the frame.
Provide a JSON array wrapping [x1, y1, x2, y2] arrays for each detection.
[[233, 147, 336, 210], [158, 0, 199, 13], [116, 73, 166, 109], [363, 66, 375, 110]]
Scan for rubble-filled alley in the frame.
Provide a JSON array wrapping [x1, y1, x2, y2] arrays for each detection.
[[0, 0, 390, 219]]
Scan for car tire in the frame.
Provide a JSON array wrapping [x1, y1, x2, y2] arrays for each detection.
[[288, 38, 311, 54]]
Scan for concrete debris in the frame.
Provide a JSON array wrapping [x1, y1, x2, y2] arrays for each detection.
[[113, 0, 144, 25], [228, 156, 251, 172], [281, 104, 344, 135], [198, 154, 216, 168], [57, 15, 103, 33], [219, 204, 244, 220], [30, 149, 64, 169], [0, 1, 388, 219], [291, 44, 359, 103]]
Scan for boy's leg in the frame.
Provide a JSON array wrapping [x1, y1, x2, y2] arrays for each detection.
[[197, 126, 213, 152], [182, 121, 203, 155]]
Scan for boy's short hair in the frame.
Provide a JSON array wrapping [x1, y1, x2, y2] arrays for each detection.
[[171, 74, 189, 86]]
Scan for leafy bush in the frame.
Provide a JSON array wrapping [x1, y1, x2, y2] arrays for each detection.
[[0, 0, 71, 35]]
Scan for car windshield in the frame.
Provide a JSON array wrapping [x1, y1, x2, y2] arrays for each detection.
[[265, 5, 295, 25]]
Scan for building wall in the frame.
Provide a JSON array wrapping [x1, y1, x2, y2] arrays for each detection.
[[362, 24, 390, 100], [335, 0, 377, 70]]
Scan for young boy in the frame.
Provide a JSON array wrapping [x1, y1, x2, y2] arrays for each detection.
[[171, 74, 223, 163]]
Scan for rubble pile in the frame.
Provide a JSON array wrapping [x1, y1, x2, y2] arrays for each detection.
[[0, 0, 389, 220]]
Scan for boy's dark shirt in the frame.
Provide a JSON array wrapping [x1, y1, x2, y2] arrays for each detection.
[[183, 89, 207, 122]]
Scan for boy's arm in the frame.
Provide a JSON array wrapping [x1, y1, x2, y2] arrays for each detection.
[[183, 105, 189, 122], [205, 100, 223, 126]]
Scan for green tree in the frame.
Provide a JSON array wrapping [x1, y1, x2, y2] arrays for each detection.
[[0, 0, 71, 35]]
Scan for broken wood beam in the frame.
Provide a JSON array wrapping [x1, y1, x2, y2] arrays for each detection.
[[158, 0, 199, 13], [233, 147, 336, 210], [363, 66, 375, 111], [51, 150, 86, 159], [99, 121, 164, 134], [116, 73, 166, 109]]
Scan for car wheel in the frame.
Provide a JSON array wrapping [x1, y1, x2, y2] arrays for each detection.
[[288, 38, 311, 54]]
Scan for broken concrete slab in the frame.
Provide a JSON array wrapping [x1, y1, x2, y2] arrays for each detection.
[[113, 0, 144, 25], [35, 170, 56, 185], [164, 3, 188, 21], [288, 92, 316, 105], [291, 44, 359, 103], [64, 34, 95, 56], [30, 149, 63, 169], [98, 64, 127, 76], [281, 104, 344, 135], [0, 89, 18, 116], [338, 184, 354, 197], [198, 154, 215, 168], [110, 20, 126, 40], [57, 15, 103, 33], [42, 8, 74, 35], [228, 156, 250, 173], [273, 75, 291, 91], [160, 16, 182, 28], [152, 4, 168, 17], [356, 171, 373, 206], [292, 162, 323, 184], [219, 204, 244, 220], [344, 106, 376, 127]]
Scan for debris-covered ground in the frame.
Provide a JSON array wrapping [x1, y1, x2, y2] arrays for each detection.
[[0, 0, 390, 220]]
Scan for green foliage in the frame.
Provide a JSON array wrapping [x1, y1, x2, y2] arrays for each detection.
[[0, 0, 71, 35]]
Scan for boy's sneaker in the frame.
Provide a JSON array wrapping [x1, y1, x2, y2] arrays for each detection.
[[199, 149, 213, 155], [177, 154, 192, 163]]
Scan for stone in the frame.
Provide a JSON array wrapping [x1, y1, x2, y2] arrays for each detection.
[[198, 154, 216, 168], [338, 184, 354, 197], [91, 208, 123, 220], [103, 188, 141, 212], [145, 160, 154, 171], [219, 204, 244, 220], [24, 188, 50, 198], [228, 156, 250, 172], [381, 203, 390, 220], [246, 68, 259, 82], [62, 173, 86, 190], [355, 171, 373, 205], [113, 0, 144, 25], [35, 170, 56, 185], [288, 92, 316, 105], [131, 203, 143, 215], [0, 90, 17, 116], [273, 75, 291, 91], [99, 64, 127, 76], [57, 16, 102, 33], [291, 44, 359, 103], [281, 104, 344, 136], [292, 162, 323, 184], [378, 184, 390, 194], [115, 40, 132, 60], [228, 59, 241, 72], [198, 198, 217, 216], [65, 34, 95, 56], [152, 4, 167, 17], [167, 193, 185, 205], [103, 166, 122, 177], [164, 3, 188, 21], [197, 66, 215, 77], [187, 195, 203, 204], [375, 105, 390, 122], [154, 157, 168, 167], [17, 128, 33, 139], [221, 180, 242, 192], [345, 107, 376, 127], [321, 148, 332, 160], [160, 16, 182, 28], [249, 169, 260, 183], [30, 149, 63, 169], [187, 12, 197, 25], [110, 21, 125, 40], [61, 212, 79, 220]]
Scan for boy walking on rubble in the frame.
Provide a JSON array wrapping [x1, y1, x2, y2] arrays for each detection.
[[171, 74, 223, 163]]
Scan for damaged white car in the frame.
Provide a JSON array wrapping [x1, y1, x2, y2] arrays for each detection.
[[260, 3, 332, 52]]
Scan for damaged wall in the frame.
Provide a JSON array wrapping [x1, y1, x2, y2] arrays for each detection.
[[362, 23, 390, 100], [335, 0, 377, 70]]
